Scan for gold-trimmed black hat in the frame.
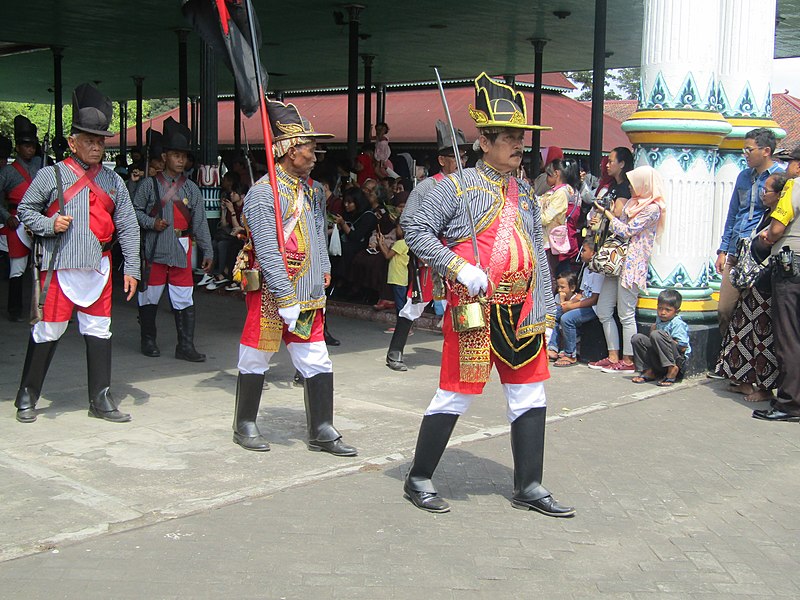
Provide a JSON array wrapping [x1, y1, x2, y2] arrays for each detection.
[[267, 100, 333, 143], [469, 72, 551, 131], [71, 83, 114, 137], [435, 119, 469, 156], [13, 115, 38, 145], [162, 117, 191, 152]]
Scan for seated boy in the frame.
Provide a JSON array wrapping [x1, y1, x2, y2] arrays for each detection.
[[631, 289, 691, 387], [549, 239, 605, 366]]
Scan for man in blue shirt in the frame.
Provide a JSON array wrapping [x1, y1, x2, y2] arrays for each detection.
[[715, 128, 783, 336]]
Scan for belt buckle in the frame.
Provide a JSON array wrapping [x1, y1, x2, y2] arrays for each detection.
[[174, 228, 183, 237]]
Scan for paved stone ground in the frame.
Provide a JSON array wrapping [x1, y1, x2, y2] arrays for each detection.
[[0, 275, 798, 598]]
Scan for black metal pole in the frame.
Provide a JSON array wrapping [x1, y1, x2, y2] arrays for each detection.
[[177, 29, 189, 127], [134, 76, 144, 150], [119, 101, 128, 159], [504, 75, 515, 87], [362, 54, 374, 144], [531, 39, 546, 177], [199, 41, 217, 167], [52, 47, 64, 161], [190, 96, 198, 152], [233, 85, 242, 153], [275, 90, 284, 102], [376, 83, 386, 124], [346, 4, 363, 163], [589, 0, 608, 176]]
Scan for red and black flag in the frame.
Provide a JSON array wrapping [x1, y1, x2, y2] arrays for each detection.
[[182, 0, 267, 117]]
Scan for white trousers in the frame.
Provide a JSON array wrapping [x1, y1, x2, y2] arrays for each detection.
[[33, 314, 112, 342], [237, 342, 333, 379], [138, 284, 194, 310], [425, 382, 547, 423], [9, 256, 28, 278]]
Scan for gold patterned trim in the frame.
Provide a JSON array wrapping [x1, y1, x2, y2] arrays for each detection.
[[446, 256, 469, 281]]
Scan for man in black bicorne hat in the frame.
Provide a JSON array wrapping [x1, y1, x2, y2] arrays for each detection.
[[133, 117, 213, 361], [385, 120, 469, 372], [232, 100, 357, 457], [14, 83, 141, 423], [0, 116, 41, 321], [402, 73, 574, 517]]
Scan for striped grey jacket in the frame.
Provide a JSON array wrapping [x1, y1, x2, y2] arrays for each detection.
[[0, 158, 41, 221], [403, 160, 556, 334], [244, 165, 330, 310], [399, 174, 440, 229], [17, 160, 141, 279], [133, 174, 213, 268]]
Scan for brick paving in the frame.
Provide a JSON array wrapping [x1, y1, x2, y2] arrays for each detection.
[[1, 278, 798, 598]]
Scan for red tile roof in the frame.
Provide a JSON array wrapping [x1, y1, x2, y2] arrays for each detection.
[[109, 87, 629, 153]]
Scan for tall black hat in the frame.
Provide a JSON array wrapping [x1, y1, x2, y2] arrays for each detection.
[[145, 128, 163, 158], [71, 83, 114, 137], [435, 119, 469, 156], [468, 72, 551, 131], [162, 117, 192, 152], [14, 115, 38, 145], [0, 135, 12, 159]]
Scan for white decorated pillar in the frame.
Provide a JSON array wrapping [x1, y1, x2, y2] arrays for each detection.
[[711, 0, 785, 289], [622, 0, 730, 324]]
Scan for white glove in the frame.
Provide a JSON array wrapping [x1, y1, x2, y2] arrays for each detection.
[[278, 305, 301, 332], [456, 264, 489, 297], [544, 327, 553, 346]]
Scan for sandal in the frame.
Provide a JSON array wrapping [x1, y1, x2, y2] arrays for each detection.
[[657, 377, 677, 387], [553, 356, 577, 367], [631, 375, 656, 384], [547, 349, 560, 362]]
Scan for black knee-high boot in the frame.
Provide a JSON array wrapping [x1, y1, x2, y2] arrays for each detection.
[[174, 306, 205, 362], [85, 336, 131, 423], [232, 372, 270, 451], [403, 413, 459, 513], [14, 335, 59, 423], [303, 372, 357, 456], [509, 407, 574, 517], [139, 304, 160, 357], [386, 317, 413, 371]]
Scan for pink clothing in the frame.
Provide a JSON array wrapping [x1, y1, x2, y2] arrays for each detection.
[[608, 200, 661, 293]]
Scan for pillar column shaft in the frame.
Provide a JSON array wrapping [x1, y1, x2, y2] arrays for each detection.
[[199, 40, 220, 219], [177, 29, 189, 127], [134, 77, 144, 151], [119, 101, 128, 158], [622, 0, 730, 321], [362, 55, 374, 144], [376, 84, 386, 124], [346, 5, 363, 163], [531, 40, 546, 177], [233, 86, 242, 153], [52, 47, 63, 161], [589, 0, 607, 177]]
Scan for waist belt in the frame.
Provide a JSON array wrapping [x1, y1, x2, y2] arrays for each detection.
[[7, 203, 18, 211], [491, 270, 532, 305], [100, 241, 115, 252], [174, 228, 191, 237]]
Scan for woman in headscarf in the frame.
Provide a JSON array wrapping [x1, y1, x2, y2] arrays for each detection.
[[589, 165, 666, 374], [333, 187, 378, 297]]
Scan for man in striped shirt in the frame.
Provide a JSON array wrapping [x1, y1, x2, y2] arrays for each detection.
[[402, 73, 574, 517], [0, 116, 40, 321], [232, 100, 356, 457], [14, 83, 140, 424], [133, 117, 213, 362]]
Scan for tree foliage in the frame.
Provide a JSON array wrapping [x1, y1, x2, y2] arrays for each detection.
[[0, 99, 175, 144], [566, 68, 641, 101]]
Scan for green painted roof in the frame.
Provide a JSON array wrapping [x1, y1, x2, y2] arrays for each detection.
[[1, 0, 799, 103]]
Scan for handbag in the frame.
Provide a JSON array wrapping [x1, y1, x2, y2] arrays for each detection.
[[588, 234, 628, 277], [548, 195, 580, 256], [730, 237, 771, 290]]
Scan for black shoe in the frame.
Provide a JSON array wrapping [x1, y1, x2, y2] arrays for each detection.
[[324, 330, 341, 346], [8, 312, 24, 323], [174, 306, 206, 362], [16, 407, 37, 423], [752, 408, 800, 422], [386, 350, 408, 372], [511, 495, 576, 517], [293, 370, 304, 387], [233, 431, 271, 451], [88, 404, 132, 423], [139, 305, 160, 357], [403, 483, 450, 513], [307, 438, 358, 456]]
